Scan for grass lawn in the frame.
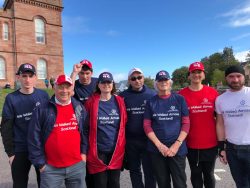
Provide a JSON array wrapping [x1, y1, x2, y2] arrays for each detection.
[[0, 88, 54, 116]]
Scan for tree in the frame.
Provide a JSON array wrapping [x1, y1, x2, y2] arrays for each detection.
[[222, 47, 237, 64], [172, 66, 189, 88], [246, 51, 250, 63], [144, 76, 154, 89], [211, 69, 225, 87]]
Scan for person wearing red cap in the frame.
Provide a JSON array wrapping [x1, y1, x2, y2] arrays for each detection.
[[27, 74, 89, 188], [179, 62, 219, 188], [70, 59, 98, 104], [216, 65, 250, 188], [0, 63, 49, 188], [84, 72, 127, 188]]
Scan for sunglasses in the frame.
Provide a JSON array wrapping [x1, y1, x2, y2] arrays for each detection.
[[130, 75, 143, 81], [99, 81, 113, 84]]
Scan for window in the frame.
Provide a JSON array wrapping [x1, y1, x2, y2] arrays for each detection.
[[3, 23, 9, 40], [0, 57, 6, 79], [37, 59, 47, 79], [35, 18, 45, 43]]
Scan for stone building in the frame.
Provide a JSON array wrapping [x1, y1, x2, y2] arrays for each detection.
[[0, 0, 64, 88], [242, 62, 250, 86]]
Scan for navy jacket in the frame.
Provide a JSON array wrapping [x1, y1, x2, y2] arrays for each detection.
[[27, 96, 88, 168]]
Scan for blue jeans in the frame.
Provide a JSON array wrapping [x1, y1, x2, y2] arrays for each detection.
[[40, 161, 86, 188], [126, 139, 156, 188], [226, 142, 250, 188]]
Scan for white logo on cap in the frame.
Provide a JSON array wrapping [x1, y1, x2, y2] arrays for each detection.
[[24, 64, 33, 69], [193, 63, 201, 67], [159, 71, 166, 76], [102, 73, 110, 78]]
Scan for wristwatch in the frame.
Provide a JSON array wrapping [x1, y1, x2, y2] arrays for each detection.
[[176, 139, 183, 145]]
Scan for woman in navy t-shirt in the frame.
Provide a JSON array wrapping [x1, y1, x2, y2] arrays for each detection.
[[144, 70, 190, 188], [85, 72, 127, 188]]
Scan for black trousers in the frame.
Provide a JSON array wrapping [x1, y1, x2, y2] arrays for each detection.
[[187, 147, 217, 188], [11, 152, 40, 188], [92, 152, 121, 188], [150, 152, 187, 188]]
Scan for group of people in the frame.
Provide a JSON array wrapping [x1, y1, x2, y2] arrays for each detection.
[[44, 77, 55, 89], [0, 60, 250, 188]]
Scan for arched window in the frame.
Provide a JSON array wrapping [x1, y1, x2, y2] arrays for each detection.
[[3, 23, 9, 40], [37, 59, 47, 79], [0, 57, 6, 79], [35, 18, 45, 43]]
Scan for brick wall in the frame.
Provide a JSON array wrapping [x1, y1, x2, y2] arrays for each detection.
[[0, 0, 63, 88]]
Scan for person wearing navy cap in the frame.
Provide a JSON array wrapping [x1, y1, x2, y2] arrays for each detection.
[[144, 70, 190, 188], [70, 59, 98, 104], [120, 68, 156, 188], [85, 72, 127, 188], [27, 74, 88, 188], [179, 62, 219, 188], [216, 65, 250, 188], [0, 63, 49, 188]]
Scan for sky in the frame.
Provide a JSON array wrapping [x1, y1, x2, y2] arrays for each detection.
[[1, 0, 250, 82]]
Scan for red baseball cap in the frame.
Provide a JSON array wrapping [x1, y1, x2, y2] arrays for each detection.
[[189, 62, 205, 72], [80, 59, 92, 69], [55, 75, 73, 85]]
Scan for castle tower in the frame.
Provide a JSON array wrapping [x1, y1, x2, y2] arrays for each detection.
[[0, 0, 64, 88]]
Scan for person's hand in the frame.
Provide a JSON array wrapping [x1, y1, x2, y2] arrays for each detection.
[[157, 143, 169, 157], [218, 150, 228, 165], [73, 64, 82, 74], [166, 142, 180, 157], [39, 165, 46, 173], [9, 155, 15, 166], [81, 154, 86, 162]]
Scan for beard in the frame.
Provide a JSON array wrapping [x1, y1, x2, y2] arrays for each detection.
[[227, 81, 244, 91]]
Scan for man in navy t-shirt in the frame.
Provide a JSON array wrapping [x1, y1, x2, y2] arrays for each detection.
[[120, 68, 156, 188], [70, 59, 98, 104], [0, 63, 49, 188], [70, 59, 98, 188]]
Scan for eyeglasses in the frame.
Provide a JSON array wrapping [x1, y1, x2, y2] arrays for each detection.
[[99, 81, 113, 84], [130, 76, 143, 81]]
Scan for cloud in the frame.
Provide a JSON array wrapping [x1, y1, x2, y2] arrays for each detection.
[[235, 50, 250, 62], [230, 32, 250, 41], [113, 73, 127, 82], [62, 16, 93, 34], [221, 1, 250, 27], [106, 30, 120, 37]]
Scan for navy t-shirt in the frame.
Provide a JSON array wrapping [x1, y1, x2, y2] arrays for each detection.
[[2, 88, 49, 153], [144, 93, 189, 156], [73, 77, 98, 104], [119, 85, 156, 139], [97, 96, 120, 153]]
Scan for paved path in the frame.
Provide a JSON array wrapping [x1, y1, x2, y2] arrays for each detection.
[[0, 117, 236, 188]]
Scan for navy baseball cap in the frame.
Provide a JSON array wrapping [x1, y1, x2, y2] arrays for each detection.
[[16, 63, 36, 75], [155, 70, 170, 81], [98, 72, 114, 83]]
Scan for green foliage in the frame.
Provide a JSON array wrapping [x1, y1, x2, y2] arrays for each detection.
[[246, 51, 250, 63], [211, 69, 225, 86], [144, 77, 154, 89], [172, 66, 189, 88], [172, 46, 241, 87]]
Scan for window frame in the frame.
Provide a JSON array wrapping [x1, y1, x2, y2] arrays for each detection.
[[34, 18, 45, 44], [3, 23, 9, 41], [37, 58, 47, 79], [0, 57, 6, 79]]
